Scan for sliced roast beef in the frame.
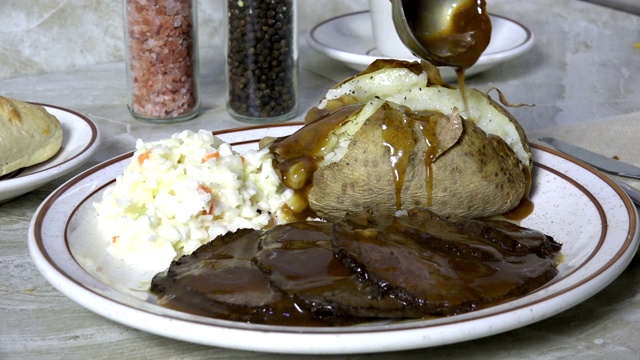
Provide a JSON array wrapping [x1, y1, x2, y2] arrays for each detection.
[[151, 229, 334, 325], [254, 221, 418, 318], [333, 209, 561, 316], [151, 208, 561, 324]]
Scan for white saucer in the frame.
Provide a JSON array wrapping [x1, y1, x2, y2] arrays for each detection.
[[307, 11, 535, 81]]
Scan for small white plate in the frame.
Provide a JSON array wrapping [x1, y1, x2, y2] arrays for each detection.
[[0, 104, 100, 203], [308, 11, 535, 81], [28, 124, 639, 355]]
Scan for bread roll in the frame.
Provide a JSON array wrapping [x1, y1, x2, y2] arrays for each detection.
[[0, 96, 63, 176]]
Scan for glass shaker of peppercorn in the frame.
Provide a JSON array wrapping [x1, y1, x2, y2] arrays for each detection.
[[225, 0, 298, 123], [123, 0, 200, 123]]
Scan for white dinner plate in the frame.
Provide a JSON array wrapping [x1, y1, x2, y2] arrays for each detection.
[[28, 123, 639, 355], [308, 11, 535, 81], [0, 104, 100, 203]]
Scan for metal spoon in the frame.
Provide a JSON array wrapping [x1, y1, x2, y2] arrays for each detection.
[[390, 0, 491, 68]]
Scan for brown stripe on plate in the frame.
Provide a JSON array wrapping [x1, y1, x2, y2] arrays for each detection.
[[33, 151, 133, 283]]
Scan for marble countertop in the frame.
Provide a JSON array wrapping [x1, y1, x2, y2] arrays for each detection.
[[1, 0, 640, 358], [582, 0, 640, 15]]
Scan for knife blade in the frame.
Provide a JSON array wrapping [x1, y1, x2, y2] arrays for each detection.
[[538, 137, 640, 180], [539, 137, 640, 206], [610, 177, 640, 206]]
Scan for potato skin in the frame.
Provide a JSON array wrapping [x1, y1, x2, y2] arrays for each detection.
[[270, 59, 531, 222], [486, 94, 532, 167], [308, 104, 527, 221]]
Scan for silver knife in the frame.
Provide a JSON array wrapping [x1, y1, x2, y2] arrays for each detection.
[[539, 137, 640, 206], [612, 179, 640, 207], [538, 137, 640, 180]]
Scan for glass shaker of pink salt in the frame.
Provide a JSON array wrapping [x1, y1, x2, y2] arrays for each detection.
[[123, 0, 200, 123]]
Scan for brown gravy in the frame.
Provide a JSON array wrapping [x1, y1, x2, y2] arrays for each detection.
[[414, 0, 492, 70], [413, 0, 492, 116], [504, 167, 534, 220], [270, 104, 446, 218], [150, 209, 561, 325]]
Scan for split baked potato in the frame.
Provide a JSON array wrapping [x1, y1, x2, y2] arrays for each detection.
[[267, 60, 531, 221]]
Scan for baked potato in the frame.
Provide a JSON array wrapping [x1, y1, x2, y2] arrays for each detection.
[[268, 60, 531, 221]]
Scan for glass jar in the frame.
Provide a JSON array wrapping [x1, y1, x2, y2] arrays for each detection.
[[123, 0, 200, 123], [225, 0, 298, 123]]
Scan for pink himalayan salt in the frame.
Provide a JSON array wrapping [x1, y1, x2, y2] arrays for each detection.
[[126, 0, 198, 119]]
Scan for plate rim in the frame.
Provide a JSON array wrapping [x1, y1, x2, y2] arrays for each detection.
[[0, 103, 101, 201], [27, 125, 639, 354]]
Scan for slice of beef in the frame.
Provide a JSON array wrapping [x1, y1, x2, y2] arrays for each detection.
[[253, 221, 418, 318], [151, 229, 335, 325], [333, 209, 562, 316], [402, 209, 561, 258]]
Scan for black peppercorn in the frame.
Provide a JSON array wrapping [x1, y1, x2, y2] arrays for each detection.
[[226, 0, 298, 122]]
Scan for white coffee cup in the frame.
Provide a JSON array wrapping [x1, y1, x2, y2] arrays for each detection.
[[368, 0, 415, 58]]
